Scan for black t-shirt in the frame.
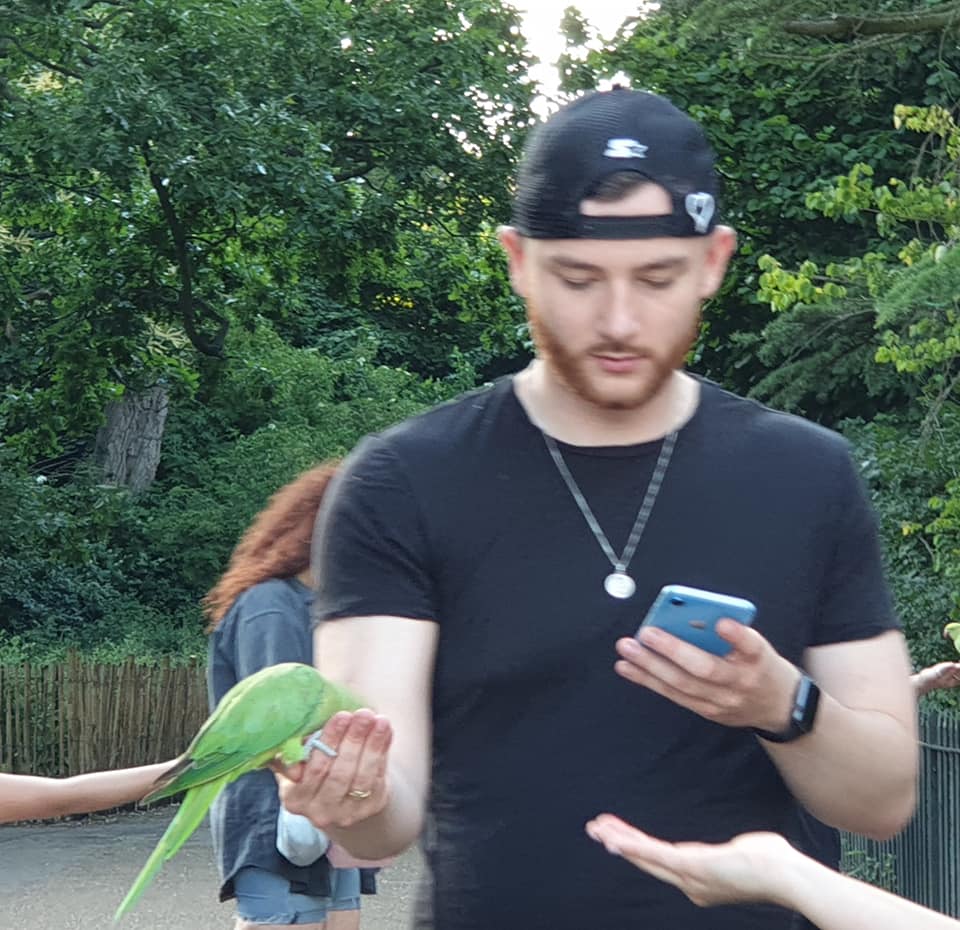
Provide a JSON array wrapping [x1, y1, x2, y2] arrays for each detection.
[[313, 376, 898, 930]]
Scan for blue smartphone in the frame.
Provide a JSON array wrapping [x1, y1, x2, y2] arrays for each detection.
[[636, 584, 757, 656]]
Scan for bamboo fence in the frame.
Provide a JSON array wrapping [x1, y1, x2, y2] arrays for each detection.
[[0, 653, 207, 777]]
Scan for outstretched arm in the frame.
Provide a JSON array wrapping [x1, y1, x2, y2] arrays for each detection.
[[585, 815, 959, 930], [0, 762, 173, 823]]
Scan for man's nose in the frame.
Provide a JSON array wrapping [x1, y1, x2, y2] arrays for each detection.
[[597, 281, 641, 343]]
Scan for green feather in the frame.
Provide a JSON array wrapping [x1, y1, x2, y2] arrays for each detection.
[[113, 662, 362, 921], [114, 778, 223, 920], [944, 622, 960, 654]]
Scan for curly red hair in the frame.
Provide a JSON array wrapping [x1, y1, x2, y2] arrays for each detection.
[[202, 461, 339, 630]]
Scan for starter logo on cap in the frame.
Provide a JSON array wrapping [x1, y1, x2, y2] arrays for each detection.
[[603, 138, 648, 159]]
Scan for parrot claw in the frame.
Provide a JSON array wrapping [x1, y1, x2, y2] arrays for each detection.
[[306, 733, 338, 758]]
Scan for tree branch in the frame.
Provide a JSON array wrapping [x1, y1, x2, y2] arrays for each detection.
[[0, 33, 83, 80], [141, 144, 228, 357], [0, 171, 118, 205], [784, 3, 960, 38]]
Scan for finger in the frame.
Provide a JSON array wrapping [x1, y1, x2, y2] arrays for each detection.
[[586, 818, 691, 886], [318, 711, 356, 753], [298, 713, 354, 782], [714, 619, 765, 659], [615, 638, 728, 705], [324, 710, 379, 796], [626, 631, 726, 681], [347, 716, 393, 797]]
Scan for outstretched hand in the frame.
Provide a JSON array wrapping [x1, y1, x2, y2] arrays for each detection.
[[273, 708, 392, 829], [912, 661, 960, 697], [585, 814, 794, 908]]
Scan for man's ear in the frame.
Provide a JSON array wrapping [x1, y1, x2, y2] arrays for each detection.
[[497, 225, 528, 297], [699, 225, 737, 299]]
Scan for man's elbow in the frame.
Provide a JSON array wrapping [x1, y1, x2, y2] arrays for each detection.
[[860, 778, 917, 841]]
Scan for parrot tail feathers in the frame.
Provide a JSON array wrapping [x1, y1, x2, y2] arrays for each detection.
[[113, 778, 223, 921]]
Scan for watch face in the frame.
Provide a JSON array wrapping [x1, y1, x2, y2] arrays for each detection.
[[754, 674, 820, 742], [794, 675, 821, 733]]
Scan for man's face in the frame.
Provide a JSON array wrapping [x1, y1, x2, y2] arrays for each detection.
[[501, 184, 735, 412]]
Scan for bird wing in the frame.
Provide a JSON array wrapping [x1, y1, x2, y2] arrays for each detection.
[[146, 663, 327, 800]]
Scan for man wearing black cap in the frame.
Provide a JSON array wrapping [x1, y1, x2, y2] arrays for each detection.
[[277, 88, 918, 930]]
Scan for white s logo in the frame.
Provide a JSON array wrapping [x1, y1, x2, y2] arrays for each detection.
[[603, 138, 648, 159]]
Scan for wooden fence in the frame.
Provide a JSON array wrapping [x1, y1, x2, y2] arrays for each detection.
[[843, 710, 960, 917], [0, 654, 207, 776]]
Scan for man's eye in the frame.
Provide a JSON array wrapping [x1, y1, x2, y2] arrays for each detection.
[[642, 279, 674, 290], [561, 278, 595, 290]]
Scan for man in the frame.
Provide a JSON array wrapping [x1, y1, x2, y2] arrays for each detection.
[[278, 88, 918, 930]]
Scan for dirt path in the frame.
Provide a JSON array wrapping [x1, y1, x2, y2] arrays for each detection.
[[0, 806, 422, 929]]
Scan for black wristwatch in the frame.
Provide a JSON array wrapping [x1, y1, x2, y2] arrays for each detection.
[[753, 672, 821, 743]]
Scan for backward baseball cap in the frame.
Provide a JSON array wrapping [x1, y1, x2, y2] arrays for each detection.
[[510, 87, 719, 240]]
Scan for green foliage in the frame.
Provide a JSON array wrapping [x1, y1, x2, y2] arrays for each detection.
[[0, 0, 531, 459], [309, 222, 528, 381], [560, 0, 960, 407], [841, 414, 960, 680], [758, 98, 960, 637], [747, 101, 959, 421], [842, 845, 899, 893], [1, 322, 462, 659]]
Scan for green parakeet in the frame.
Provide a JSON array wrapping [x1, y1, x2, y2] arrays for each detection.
[[114, 661, 361, 921], [944, 622, 960, 654]]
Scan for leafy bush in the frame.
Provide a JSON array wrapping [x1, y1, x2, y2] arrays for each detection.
[[842, 412, 960, 704], [2, 324, 466, 661]]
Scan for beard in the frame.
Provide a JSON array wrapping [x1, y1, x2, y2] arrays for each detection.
[[526, 299, 699, 411]]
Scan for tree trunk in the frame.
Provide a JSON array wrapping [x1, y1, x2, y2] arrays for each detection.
[[93, 386, 169, 494]]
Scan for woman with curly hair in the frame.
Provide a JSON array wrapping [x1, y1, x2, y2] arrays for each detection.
[[205, 462, 373, 930]]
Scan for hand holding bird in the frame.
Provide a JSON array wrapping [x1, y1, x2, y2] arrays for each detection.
[[114, 662, 362, 921]]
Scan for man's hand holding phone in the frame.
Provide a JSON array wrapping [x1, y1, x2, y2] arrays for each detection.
[[615, 585, 800, 733]]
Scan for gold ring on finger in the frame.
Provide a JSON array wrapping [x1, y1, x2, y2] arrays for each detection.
[[347, 787, 372, 800]]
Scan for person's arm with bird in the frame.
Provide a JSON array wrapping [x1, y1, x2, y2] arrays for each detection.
[[0, 762, 173, 823], [274, 444, 440, 862], [276, 616, 436, 861], [113, 662, 361, 921]]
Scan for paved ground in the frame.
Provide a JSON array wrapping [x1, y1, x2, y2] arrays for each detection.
[[0, 806, 423, 929]]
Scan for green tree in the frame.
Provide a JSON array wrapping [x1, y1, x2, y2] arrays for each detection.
[[0, 0, 532, 468], [558, 0, 960, 417], [759, 103, 960, 633]]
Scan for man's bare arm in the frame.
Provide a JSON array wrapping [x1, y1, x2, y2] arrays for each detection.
[[278, 616, 438, 859], [761, 630, 917, 839], [616, 625, 917, 840]]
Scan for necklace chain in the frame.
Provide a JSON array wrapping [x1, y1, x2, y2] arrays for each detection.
[[543, 430, 678, 575]]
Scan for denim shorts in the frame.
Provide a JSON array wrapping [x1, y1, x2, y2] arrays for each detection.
[[234, 866, 361, 925]]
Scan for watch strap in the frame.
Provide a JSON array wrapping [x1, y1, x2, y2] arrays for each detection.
[[753, 672, 821, 744]]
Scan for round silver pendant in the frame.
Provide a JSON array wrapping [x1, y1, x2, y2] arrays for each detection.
[[604, 571, 636, 600]]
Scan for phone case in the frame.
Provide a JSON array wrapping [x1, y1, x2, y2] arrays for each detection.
[[636, 584, 757, 656]]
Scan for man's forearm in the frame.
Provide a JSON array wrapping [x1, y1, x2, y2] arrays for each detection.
[[322, 764, 424, 859], [760, 692, 917, 839]]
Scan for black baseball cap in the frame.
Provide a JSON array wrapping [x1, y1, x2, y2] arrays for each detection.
[[510, 88, 719, 240]]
